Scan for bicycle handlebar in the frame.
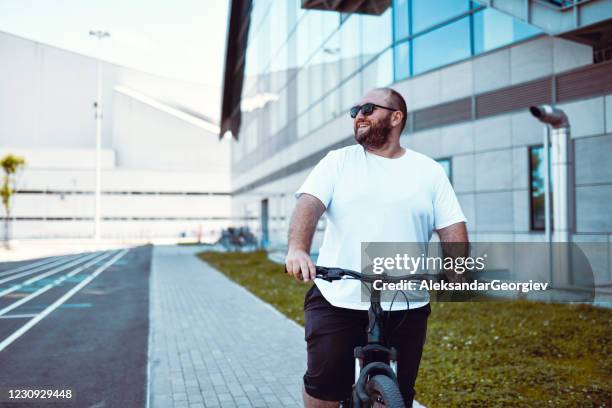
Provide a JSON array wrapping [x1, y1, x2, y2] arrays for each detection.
[[285, 265, 439, 283]]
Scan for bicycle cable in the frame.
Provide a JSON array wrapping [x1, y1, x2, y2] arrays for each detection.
[[386, 290, 412, 341]]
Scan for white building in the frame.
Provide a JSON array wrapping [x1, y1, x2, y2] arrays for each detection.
[[0, 31, 231, 241]]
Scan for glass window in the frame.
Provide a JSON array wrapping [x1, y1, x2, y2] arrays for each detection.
[[246, 120, 258, 153], [340, 12, 350, 25], [244, 26, 259, 77], [321, 29, 341, 84], [309, 56, 326, 106], [473, 8, 542, 54], [298, 109, 310, 139], [322, 88, 341, 123], [512, 17, 542, 43], [296, 69, 309, 116], [436, 158, 452, 183], [362, 8, 393, 57], [297, 11, 338, 70], [257, 14, 271, 74], [341, 72, 362, 112], [362, 48, 393, 90], [266, 79, 279, 137], [529, 145, 553, 231], [393, 0, 410, 41], [393, 41, 410, 81], [276, 72, 288, 131], [339, 14, 362, 81], [411, 0, 470, 34], [268, 1, 288, 72], [413, 17, 470, 75], [296, 14, 311, 67], [310, 98, 324, 132]]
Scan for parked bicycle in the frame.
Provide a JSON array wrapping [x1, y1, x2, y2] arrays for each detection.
[[217, 227, 258, 251]]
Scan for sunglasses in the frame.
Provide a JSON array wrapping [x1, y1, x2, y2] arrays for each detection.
[[350, 103, 397, 118]]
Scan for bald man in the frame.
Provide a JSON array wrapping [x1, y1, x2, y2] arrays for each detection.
[[286, 88, 468, 407]]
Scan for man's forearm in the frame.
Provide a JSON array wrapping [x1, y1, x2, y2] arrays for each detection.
[[288, 194, 325, 252], [437, 222, 470, 282]]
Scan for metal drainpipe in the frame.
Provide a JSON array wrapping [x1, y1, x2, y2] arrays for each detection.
[[529, 105, 572, 287]]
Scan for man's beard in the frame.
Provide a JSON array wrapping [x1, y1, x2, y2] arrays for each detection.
[[354, 117, 393, 149]]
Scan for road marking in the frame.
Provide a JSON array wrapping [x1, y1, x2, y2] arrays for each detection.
[[0, 248, 129, 353], [0, 254, 82, 285], [0, 313, 38, 319], [0, 251, 115, 317], [0, 256, 60, 278], [0, 252, 101, 297]]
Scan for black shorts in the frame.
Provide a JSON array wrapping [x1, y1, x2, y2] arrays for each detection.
[[303, 284, 430, 405]]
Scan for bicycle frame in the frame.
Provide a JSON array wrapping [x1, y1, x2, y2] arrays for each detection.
[[312, 266, 436, 408], [352, 279, 400, 406]]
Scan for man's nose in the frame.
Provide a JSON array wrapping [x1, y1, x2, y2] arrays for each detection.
[[355, 108, 365, 120]]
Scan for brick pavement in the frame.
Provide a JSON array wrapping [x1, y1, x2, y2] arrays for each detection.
[[148, 246, 305, 408]]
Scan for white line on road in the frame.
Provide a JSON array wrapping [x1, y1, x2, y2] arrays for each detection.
[[0, 248, 129, 353], [0, 313, 38, 319], [0, 256, 61, 278], [0, 251, 117, 317], [0, 254, 83, 285], [0, 252, 100, 297]]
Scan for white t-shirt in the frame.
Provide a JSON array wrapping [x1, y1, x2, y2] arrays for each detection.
[[295, 145, 466, 311]]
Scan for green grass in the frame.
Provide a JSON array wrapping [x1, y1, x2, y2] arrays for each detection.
[[197, 250, 612, 408]]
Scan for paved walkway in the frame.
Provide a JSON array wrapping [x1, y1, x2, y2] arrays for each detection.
[[148, 245, 305, 408]]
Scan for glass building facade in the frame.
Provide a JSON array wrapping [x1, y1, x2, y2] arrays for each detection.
[[226, 0, 612, 290], [235, 0, 541, 165]]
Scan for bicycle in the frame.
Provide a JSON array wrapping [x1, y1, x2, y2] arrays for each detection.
[[295, 265, 439, 408]]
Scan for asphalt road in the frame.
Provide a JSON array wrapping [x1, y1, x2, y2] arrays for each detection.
[[0, 245, 152, 408]]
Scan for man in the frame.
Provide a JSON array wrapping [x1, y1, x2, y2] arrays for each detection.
[[285, 88, 468, 408]]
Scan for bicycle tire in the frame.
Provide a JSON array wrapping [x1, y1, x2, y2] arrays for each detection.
[[365, 374, 406, 408]]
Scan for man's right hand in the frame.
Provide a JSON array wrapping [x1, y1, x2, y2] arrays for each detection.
[[285, 248, 316, 282]]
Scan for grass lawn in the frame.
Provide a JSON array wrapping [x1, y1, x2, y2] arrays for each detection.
[[198, 250, 612, 408]]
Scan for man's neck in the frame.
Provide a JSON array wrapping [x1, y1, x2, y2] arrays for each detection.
[[365, 143, 405, 159]]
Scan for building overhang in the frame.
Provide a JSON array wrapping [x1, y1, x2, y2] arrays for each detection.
[[301, 0, 391, 15], [115, 86, 220, 134], [220, 0, 252, 140]]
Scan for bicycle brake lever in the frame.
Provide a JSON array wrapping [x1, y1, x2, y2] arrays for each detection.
[[317, 268, 345, 282]]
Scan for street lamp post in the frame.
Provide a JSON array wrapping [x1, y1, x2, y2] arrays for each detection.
[[89, 30, 110, 242]]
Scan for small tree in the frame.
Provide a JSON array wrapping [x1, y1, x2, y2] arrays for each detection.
[[1, 154, 26, 249]]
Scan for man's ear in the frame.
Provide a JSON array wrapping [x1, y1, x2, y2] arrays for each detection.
[[392, 111, 403, 127]]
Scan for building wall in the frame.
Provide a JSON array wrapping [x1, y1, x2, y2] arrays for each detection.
[[112, 90, 229, 172], [231, 10, 612, 287], [0, 32, 98, 149], [0, 31, 231, 240], [0, 31, 218, 151]]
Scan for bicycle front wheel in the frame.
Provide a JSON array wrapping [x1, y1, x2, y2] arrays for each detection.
[[365, 374, 406, 408]]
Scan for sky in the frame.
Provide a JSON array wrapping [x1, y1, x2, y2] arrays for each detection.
[[0, 0, 229, 87]]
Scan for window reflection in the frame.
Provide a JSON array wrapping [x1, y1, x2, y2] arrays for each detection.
[[394, 41, 410, 81], [473, 8, 542, 54], [411, 0, 470, 34], [322, 88, 340, 123], [436, 158, 452, 183], [238, 1, 544, 156], [529, 145, 553, 231], [341, 73, 362, 112], [362, 47, 393, 89], [393, 0, 409, 41], [413, 17, 470, 75], [339, 15, 362, 81], [361, 8, 392, 57]]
